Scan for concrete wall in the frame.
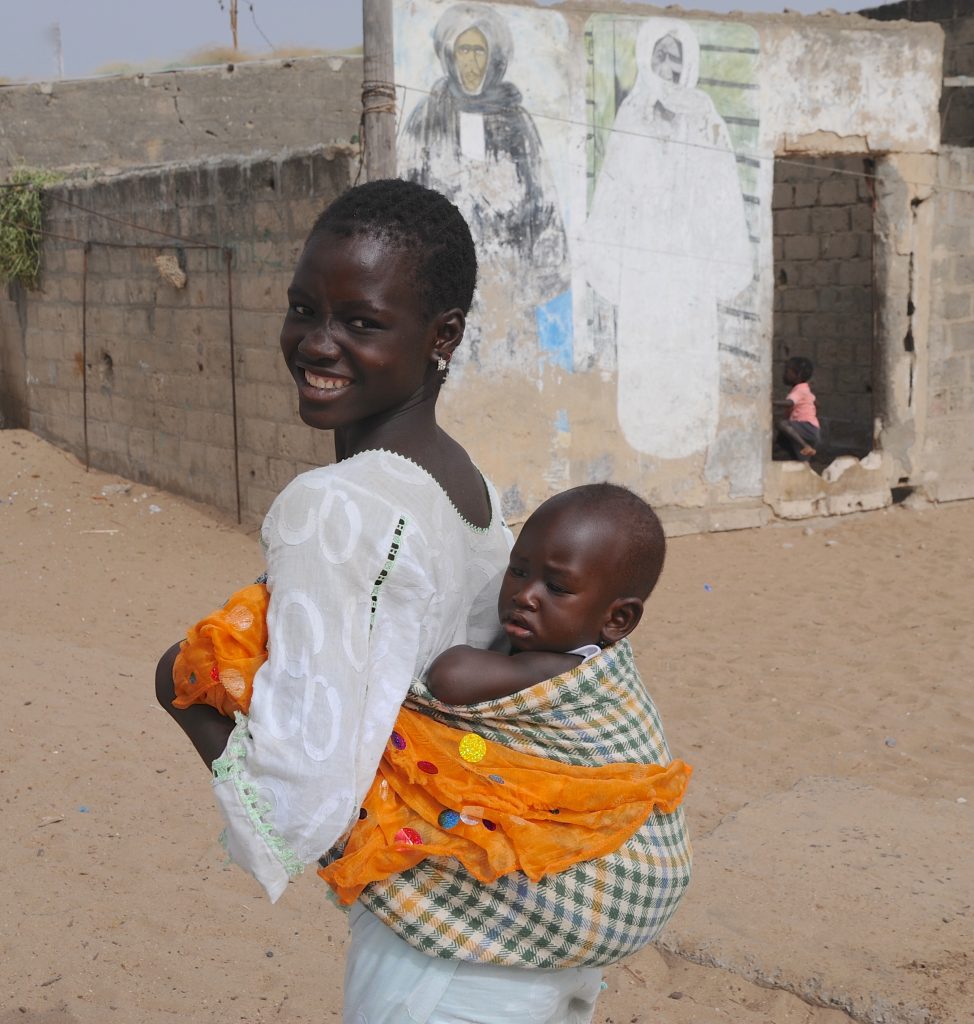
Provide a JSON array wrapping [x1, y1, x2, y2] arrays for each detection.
[[772, 156, 876, 458], [923, 147, 974, 501], [0, 56, 362, 176], [0, 147, 355, 520]]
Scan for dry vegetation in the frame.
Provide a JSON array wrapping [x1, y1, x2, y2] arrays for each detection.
[[92, 43, 361, 77]]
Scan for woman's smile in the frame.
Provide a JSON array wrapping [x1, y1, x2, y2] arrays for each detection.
[[302, 369, 353, 392]]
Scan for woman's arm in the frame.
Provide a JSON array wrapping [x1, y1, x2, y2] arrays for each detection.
[[204, 469, 444, 902], [427, 645, 582, 705], [155, 642, 234, 768]]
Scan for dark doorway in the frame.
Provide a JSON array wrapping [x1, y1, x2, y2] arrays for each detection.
[[772, 155, 876, 463]]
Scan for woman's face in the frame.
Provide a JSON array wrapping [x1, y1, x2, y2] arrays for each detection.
[[651, 34, 683, 84], [454, 26, 488, 94], [280, 230, 448, 433]]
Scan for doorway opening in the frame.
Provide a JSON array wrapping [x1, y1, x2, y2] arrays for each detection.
[[771, 155, 877, 468]]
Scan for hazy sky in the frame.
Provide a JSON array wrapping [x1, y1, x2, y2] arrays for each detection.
[[2, 0, 875, 82]]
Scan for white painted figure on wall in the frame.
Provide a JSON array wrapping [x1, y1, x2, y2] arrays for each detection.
[[399, 2, 569, 321], [581, 18, 753, 460]]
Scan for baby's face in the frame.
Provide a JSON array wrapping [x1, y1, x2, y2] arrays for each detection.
[[498, 503, 624, 654]]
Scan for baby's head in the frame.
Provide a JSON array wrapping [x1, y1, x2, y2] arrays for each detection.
[[784, 355, 814, 386], [499, 484, 666, 655]]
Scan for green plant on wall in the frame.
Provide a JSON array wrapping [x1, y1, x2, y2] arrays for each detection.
[[0, 168, 62, 290]]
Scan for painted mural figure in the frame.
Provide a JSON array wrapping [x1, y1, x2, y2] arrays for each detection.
[[581, 18, 753, 460], [399, 2, 568, 303]]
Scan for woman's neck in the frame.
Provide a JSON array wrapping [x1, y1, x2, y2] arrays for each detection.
[[335, 406, 491, 529], [336, 401, 441, 464]]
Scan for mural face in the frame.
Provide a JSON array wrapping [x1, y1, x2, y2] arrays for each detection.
[[580, 16, 759, 460], [396, 1, 573, 373], [454, 27, 489, 93]]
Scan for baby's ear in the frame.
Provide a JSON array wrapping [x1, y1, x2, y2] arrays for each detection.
[[599, 598, 644, 645]]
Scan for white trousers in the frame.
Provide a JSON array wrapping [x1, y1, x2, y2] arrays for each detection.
[[343, 905, 604, 1024]]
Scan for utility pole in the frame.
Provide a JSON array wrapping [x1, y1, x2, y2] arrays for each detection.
[[47, 22, 64, 79], [362, 0, 397, 180], [217, 1, 239, 52]]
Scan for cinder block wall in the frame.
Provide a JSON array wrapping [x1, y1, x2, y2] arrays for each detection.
[[924, 147, 974, 501], [772, 156, 876, 457], [0, 56, 362, 175], [3, 146, 355, 520]]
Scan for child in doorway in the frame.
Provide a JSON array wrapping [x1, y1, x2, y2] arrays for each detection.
[[774, 355, 820, 461]]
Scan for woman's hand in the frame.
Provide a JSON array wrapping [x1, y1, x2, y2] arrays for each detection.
[[155, 642, 235, 770]]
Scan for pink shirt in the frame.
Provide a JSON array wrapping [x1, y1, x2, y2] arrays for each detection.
[[788, 382, 819, 428]]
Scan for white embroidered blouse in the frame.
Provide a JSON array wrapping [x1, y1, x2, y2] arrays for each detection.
[[212, 449, 512, 901]]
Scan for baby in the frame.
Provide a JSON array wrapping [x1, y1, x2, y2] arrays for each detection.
[[320, 481, 690, 918], [426, 481, 664, 703]]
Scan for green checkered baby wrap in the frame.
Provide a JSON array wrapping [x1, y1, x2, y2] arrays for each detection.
[[348, 639, 692, 968]]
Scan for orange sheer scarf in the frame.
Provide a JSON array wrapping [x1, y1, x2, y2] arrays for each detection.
[[171, 583, 269, 718]]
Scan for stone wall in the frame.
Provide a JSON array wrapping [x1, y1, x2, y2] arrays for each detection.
[[772, 156, 876, 457], [0, 56, 362, 176], [0, 146, 355, 520], [923, 146, 974, 501]]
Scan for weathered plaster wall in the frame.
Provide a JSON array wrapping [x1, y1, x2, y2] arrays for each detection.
[[0, 147, 354, 520], [0, 56, 362, 176], [394, 0, 944, 529], [862, 0, 974, 146]]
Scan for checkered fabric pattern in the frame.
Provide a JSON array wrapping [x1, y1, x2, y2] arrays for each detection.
[[337, 639, 692, 968]]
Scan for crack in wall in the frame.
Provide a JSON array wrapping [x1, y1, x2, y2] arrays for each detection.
[[902, 194, 928, 410]]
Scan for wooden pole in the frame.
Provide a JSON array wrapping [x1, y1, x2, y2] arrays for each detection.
[[362, 0, 397, 180]]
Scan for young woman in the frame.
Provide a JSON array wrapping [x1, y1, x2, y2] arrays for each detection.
[[156, 180, 619, 1021]]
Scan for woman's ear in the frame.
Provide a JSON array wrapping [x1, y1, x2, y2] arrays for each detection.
[[432, 308, 465, 364], [599, 598, 644, 645]]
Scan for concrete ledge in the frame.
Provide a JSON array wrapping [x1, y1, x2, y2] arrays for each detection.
[[660, 502, 772, 537], [659, 777, 973, 1024], [765, 452, 893, 519]]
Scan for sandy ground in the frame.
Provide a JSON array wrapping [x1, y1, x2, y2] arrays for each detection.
[[1, 428, 971, 1024]]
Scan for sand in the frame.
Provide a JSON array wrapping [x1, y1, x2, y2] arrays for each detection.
[[1, 428, 971, 1024]]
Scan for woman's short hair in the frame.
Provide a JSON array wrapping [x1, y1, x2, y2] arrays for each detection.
[[309, 178, 478, 319]]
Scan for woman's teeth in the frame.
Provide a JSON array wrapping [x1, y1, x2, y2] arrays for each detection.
[[305, 370, 350, 391]]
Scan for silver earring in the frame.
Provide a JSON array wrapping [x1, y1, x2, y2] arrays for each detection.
[[436, 356, 448, 372]]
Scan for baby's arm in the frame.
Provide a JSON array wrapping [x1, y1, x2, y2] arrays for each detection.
[[427, 645, 582, 705]]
